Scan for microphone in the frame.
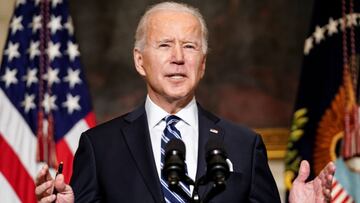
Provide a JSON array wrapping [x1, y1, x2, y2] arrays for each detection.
[[162, 139, 187, 187], [205, 137, 230, 186]]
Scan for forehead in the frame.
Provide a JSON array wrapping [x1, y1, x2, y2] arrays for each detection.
[[146, 10, 202, 39]]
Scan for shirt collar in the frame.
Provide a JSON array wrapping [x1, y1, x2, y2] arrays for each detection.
[[145, 95, 198, 128]]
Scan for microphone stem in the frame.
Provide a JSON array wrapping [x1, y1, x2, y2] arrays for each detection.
[[191, 185, 200, 203]]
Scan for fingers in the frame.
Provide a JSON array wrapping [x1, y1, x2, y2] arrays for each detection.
[[35, 164, 56, 202], [323, 174, 333, 189], [38, 194, 56, 203], [294, 160, 310, 183], [319, 162, 335, 189], [35, 180, 53, 200], [322, 162, 335, 203], [54, 174, 67, 193], [323, 187, 331, 203], [324, 162, 336, 176], [36, 164, 52, 186]]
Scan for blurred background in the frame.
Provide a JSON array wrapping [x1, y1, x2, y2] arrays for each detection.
[[0, 0, 316, 202], [1, 0, 314, 127], [69, 0, 312, 127]]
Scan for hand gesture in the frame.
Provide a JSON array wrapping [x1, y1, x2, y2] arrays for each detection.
[[35, 164, 74, 203], [289, 160, 335, 203]]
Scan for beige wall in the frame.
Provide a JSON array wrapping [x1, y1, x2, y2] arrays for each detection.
[[270, 160, 286, 202], [0, 0, 14, 65]]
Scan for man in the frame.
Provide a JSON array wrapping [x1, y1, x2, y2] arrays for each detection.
[[35, 2, 335, 203]]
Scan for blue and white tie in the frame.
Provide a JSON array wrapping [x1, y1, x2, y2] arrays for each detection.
[[161, 115, 191, 203]]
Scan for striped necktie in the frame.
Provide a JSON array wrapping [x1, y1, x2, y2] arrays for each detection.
[[161, 115, 191, 203]]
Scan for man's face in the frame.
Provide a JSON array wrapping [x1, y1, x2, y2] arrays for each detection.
[[134, 10, 206, 106]]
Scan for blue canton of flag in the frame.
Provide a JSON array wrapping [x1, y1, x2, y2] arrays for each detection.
[[0, 0, 96, 202]]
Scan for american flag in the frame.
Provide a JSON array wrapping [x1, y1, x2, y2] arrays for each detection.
[[0, 0, 96, 202]]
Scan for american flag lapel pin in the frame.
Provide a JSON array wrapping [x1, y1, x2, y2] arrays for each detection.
[[209, 128, 219, 134]]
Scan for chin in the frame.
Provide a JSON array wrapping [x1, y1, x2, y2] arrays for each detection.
[[168, 91, 194, 101], [167, 94, 186, 100]]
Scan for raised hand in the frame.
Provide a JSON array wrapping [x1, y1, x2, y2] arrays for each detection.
[[289, 160, 335, 203]]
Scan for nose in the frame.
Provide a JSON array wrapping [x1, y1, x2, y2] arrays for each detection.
[[171, 43, 184, 65]]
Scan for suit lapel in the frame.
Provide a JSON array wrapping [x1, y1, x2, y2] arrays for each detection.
[[122, 106, 163, 203], [196, 105, 224, 198]]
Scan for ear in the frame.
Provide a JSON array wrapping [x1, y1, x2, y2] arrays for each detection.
[[200, 55, 206, 78], [133, 48, 146, 76]]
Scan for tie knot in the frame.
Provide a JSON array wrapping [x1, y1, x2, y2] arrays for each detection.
[[165, 115, 180, 127]]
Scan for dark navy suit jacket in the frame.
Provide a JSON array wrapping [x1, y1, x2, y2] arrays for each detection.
[[70, 104, 281, 202]]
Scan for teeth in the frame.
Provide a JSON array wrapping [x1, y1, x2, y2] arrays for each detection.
[[170, 75, 184, 79], [167, 74, 185, 79]]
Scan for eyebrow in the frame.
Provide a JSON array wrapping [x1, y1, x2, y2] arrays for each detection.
[[156, 39, 200, 45], [183, 40, 199, 45], [156, 39, 174, 44]]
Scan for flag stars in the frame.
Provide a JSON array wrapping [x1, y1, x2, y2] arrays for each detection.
[[51, 0, 63, 8], [62, 94, 81, 114], [22, 68, 38, 87], [35, 0, 41, 6], [4, 42, 20, 62], [304, 14, 360, 56], [64, 68, 82, 88], [47, 15, 62, 34], [29, 15, 42, 33], [313, 26, 325, 44], [15, 0, 26, 7], [21, 94, 36, 113], [43, 67, 60, 86], [304, 37, 313, 55], [1, 68, 18, 87], [47, 41, 62, 61], [10, 16, 23, 34], [338, 19, 345, 31], [346, 13, 358, 27], [66, 41, 80, 61], [42, 93, 57, 113], [327, 18, 338, 36], [28, 41, 40, 59], [64, 17, 74, 35]]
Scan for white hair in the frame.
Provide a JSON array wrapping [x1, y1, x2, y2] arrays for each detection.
[[134, 1, 208, 54]]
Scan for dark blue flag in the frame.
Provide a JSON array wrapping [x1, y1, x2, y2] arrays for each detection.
[[285, 0, 360, 202]]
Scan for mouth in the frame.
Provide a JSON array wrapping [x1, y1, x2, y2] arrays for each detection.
[[166, 73, 187, 79]]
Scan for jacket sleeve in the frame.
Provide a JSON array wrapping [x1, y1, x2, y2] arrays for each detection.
[[248, 134, 281, 203], [70, 132, 102, 203]]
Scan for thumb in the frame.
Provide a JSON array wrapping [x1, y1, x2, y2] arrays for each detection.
[[295, 160, 310, 183], [54, 174, 66, 192]]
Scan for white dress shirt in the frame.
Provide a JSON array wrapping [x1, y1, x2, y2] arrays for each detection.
[[145, 95, 199, 183]]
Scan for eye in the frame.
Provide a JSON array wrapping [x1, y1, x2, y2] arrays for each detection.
[[184, 44, 196, 49], [159, 43, 170, 48]]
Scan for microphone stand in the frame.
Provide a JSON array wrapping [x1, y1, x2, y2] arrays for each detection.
[[184, 174, 226, 203], [202, 183, 225, 203], [167, 175, 196, 203], [169, 174, 204, 203], [190, 176, 205, 203]]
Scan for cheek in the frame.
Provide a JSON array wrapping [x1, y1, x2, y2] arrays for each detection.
[[148, 53, 169, 70], [143, 56, 161, 76], [187, 56, 204, 76]]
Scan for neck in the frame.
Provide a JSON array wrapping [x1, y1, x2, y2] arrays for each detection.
[[148, 94, 194, 114]]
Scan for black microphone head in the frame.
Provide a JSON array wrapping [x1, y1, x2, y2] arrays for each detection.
[[163, 139, 186, 187], [165, 138, 186, 156], [205, 136, 230, 185]]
